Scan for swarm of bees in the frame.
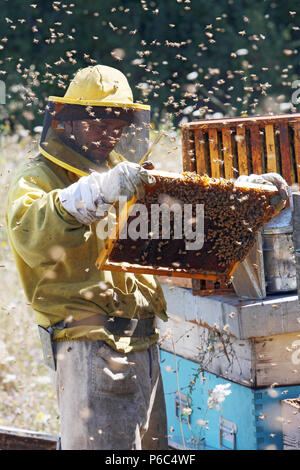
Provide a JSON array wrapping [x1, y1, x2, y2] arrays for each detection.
[[109, 172, 278, 280]]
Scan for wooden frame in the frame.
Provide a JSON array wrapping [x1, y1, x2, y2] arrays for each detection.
[[95, 170, 279, 282], [181, 113, 300, 184], [0, 425, 59, 450], [181, 113, 300, 295]]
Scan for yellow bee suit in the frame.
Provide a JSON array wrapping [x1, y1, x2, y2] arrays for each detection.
[[6, 139, 168, 354]]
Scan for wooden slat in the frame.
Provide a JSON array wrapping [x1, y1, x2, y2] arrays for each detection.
[[181, 127, 195, 172], [102, 261, 223, 281], [192, 279, 233, 296], [208, 128, 221, 177], [0, 426, 58, 450], [231, 232, 266, 299], [293, 193, 300, 303], [221, 128, 234, 179], [95, 197, 136, 270], [157, 276, 192, 289], [236, 125, 249, 176], [250, 125, 263, 174], [265, 124, 278, 173], [192, 285, 234, 296], [194, 129, 208, 175], [205, 280, 215, 291], [292, 192, 300, 251], [191, 279, 203, 295], [293, 121, 300, 184], [279, 122, 293, 185], [183, 113, 300, 130]]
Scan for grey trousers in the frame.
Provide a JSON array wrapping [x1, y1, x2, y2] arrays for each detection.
[[51, 340, 168, 450]]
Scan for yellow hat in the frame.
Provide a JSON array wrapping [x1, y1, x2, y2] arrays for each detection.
[[39, 65, 150, 176], [64, 65, 134, 105]]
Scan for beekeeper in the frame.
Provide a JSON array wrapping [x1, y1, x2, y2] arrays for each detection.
[[6, 65, 169, 450], [6, 64, 290, 451]]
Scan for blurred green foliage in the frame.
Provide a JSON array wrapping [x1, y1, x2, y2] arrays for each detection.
[[0, 0, 299, 130]]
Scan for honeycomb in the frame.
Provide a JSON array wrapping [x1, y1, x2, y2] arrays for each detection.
[[107, 172, 279, 281]]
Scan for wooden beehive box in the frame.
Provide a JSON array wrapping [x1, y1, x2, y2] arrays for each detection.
[[158, 313, 300, 388], [181, 113, 300, 295], [0, 425, 59, 450], [161, 349, 300, 450], [96, 170, 279, 282]]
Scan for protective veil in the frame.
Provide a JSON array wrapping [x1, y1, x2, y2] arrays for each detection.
[[39, 66, 151, 177]]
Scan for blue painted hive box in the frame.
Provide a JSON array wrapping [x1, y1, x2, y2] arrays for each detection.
[[160, 349, 300, 450]]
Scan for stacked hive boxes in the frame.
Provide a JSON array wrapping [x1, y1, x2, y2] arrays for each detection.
[[156, 114, 300, 450], [157, 284, 300, 450]]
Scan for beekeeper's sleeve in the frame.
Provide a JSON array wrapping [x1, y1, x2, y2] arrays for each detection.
[[6, 170, 87, 269]]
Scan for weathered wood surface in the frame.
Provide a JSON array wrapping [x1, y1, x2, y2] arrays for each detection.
[[231, 232, 266, 299], [293, 122, 300, 184], [161, 284, 300, 340], [265, 124, 278, 174], [158, 314, 300, 388], [182, 113, 300, 183], [191, 279, 234, 296], [236, 125, 249, 176], [293, 193, 300, 314], [254, 332, 300, 388], [250, 125, 263, 174], [293, 193, 300, 251], [157, 276, 192, 289], [221, 128, 234, 179], [208, 128, 221, 178], [181, 127, 196, 172], [0, 425, 59, 450], [182, 113, 300, 130], [195, 129, 208, 175], [279, 122, 293, 186], [158, 313, 253, 386]]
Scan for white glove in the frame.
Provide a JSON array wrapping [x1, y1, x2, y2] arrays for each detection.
[[98, 161, 156, 203], [59, 161, 156, 225], [235, 173, 289, 211]]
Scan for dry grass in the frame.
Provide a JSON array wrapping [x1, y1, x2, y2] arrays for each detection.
[[0, 133, 60, 435], [0, 127, 182, 437]]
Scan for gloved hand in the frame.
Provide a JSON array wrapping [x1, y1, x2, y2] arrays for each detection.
[[99, 161, 156, 203], [235, 173, 289, 211], [59, 161, 156, 225]]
